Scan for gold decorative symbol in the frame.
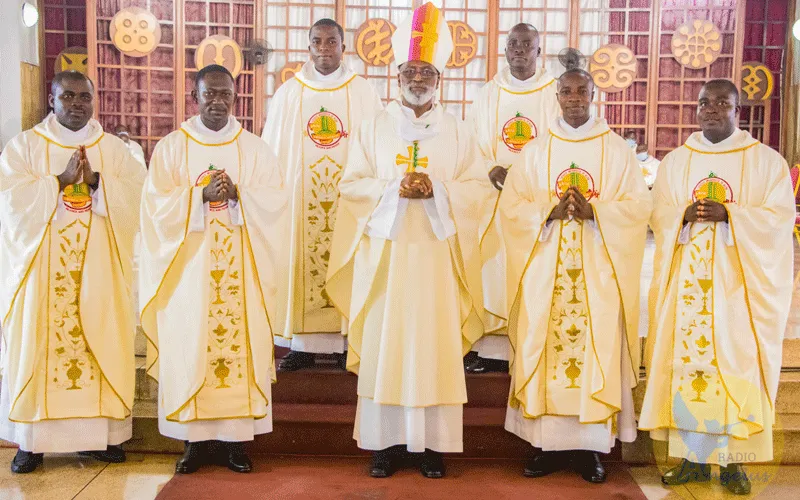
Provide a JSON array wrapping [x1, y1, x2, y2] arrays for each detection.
[[396, 143, 429, 173], [589, 44, 637, 93], [279, 61, 304, 84], [692, 172, 733, 203], [355, 18, 396, 67], [501, 112, 537, 152], [564, 357, 582, 389], [195, 35, 243, 78], [690, 370, 709, 402], [54, 47, 88, 75], [671, 20, 722, 70], [62, 183, 92, 213], [741, 62, 774, 104], [447, 21, 477, 69], [307, 107, 346, 149], [109, 7, 161, 58], [554, 163, 597, 200]]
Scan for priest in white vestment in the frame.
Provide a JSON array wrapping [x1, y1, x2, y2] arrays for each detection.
[[114, 124, 147, 169], [0, 71, 145, 473], [262, 19, 383, 371], [639, 80, 795, 495], [467, 23, 560, 373], [326, 2, 490, 479], [501, 66, 651, 483], [140, 65, 288, 474]]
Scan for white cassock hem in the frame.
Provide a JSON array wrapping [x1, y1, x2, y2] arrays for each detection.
[[472, 334, 510, 361], [274, 333, 346, 354], [354, 397, 463, 453], [158, 383, 273, 442], [0, 377, 132, 453]]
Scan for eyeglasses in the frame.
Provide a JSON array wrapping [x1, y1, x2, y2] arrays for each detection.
[[399, 67, 439, 80]]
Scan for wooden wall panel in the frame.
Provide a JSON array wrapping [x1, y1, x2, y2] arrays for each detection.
[[21, 63, 46, 131]]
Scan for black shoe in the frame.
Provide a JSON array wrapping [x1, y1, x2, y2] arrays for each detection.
[[661, 459, 711, 486], [420, 450, 445, 479], [335, 352, 348, 371], [175, 441, 211, 474], [79, 445, 126, 463], [10, 450, 43, 474], [278, 351, 316, 371], [466, 357, 509, 374], [573, 451, 606, 484], [463, 351, 479, 369], [370, 447, 399, 478], [223, 442, 252, 473], [523, 451, 566, 478], [720, 464, 751, 495]]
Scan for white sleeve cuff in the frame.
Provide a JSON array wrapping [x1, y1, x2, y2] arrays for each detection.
[[189, 186, 206, 233], [678, 222, 691, 245], [720, 221, 733, 246], [539, 220, 555, 242], [366, 179, 407, 241], [422, 180, 456, 241], [90, 178, 107, 218], [228, 199, 243, 227], [587, 218, 602, 243]]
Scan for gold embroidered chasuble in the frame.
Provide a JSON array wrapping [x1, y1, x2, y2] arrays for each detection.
[[640, 130, 795, 464], [470, 67, 560, 335], [0, 113, 145, 423], [262, 62, 383, 338], [140, 116, 288, 423], [501, 118, 650, 425], [325, 101, 491, 407]]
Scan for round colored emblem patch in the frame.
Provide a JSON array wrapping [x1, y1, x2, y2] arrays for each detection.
[[307, 109, 346, 149], [62, 183, 92, 213], [501, 114, 537, 153], [555, 167, 597, 200], [196, 169, 228, 210], [692, 175, 733, 203]]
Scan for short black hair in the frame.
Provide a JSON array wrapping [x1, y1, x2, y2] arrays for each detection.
[[310, 18, 345, 43], [51, 70, 94, 95], [195, 64, 235, 88], [702, 79, 740, 105], [510, 23, 539, 37], [558, 68, 594, 89]]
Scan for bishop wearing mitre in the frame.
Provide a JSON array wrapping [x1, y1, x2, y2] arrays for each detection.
[[326, 2, 490, 479]]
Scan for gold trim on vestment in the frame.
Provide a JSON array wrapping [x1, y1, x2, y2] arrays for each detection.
[[180, 127, 243, 147], [32, 130, 105, 149], [500, 78, 556, 96], [683, 142, 758, 155], [296, 75, 357, 93]]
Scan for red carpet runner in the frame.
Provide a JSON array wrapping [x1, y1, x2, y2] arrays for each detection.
[[156, 456, 646, 500]]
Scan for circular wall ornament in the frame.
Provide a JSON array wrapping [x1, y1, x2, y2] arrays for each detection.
[[671, 20, 722, 70], [54, 47, 88, 75], [447, 21, 477, 69], [195, 35, 243, 78], [355, 18, 396, 67], [740, 62, 774, 104], [588, 44, 637, 93], [279, 61, 304, 84], [109, 7, 161, 58]]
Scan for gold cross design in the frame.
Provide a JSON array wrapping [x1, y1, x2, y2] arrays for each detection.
[[412, 21, 440, 54], [395, 144, 429, 173]]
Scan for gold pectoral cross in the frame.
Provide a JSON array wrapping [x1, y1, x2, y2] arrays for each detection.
[[395, 142, 429, 173]]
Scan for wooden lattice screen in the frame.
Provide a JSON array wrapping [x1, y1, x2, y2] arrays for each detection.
[[79, 0, 789, 161], [43, 0, 88, 104]]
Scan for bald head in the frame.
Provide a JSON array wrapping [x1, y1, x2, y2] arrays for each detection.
[[51, 70, 94, 96], [505, 23, 540, 81], [697, 79, 740, 144]]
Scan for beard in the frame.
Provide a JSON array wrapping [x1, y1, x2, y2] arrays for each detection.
[[401, 85, 436, 106]]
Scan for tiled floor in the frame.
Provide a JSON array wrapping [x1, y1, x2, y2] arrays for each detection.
[[1, 448, 799, 500]]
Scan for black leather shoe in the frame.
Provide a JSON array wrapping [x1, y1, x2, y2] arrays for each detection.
[[661, 459, 711, 486], [10, 450, 43, 474], [370, 447, 399, 478], [335, 352, 348, 371], [224, 442, 252, 473], [420, 450, 445, 479], [278, 351, 316, 371], [175, 441, 210, 474], [463, 351, 479, 369], [466, 357, 509, 374], [523, 451, 566, 478], [79, 445, 126, 463], [574, 451, 606, 483], [720, 463, 751, 495]]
